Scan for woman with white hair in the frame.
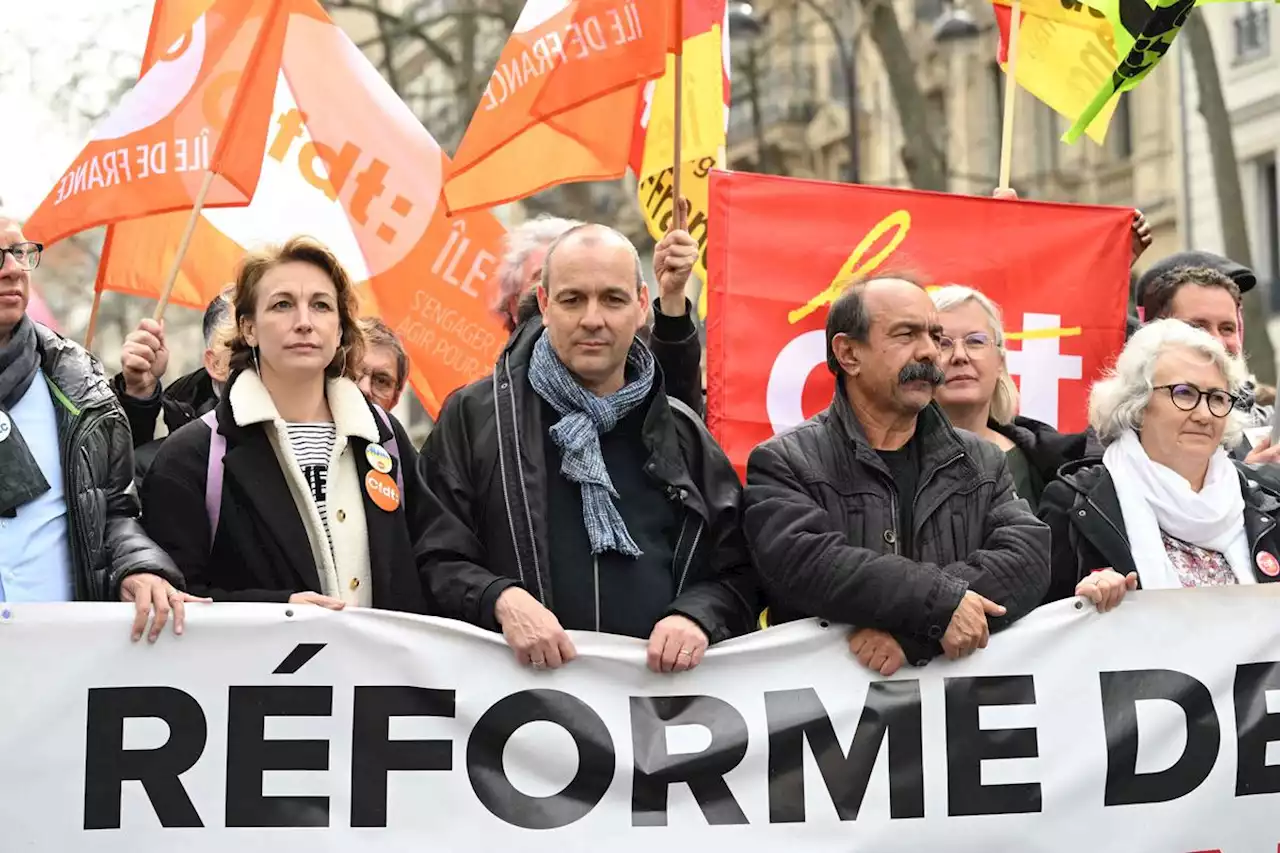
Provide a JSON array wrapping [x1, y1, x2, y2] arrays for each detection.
[[931, 285, 1089, 511], [1038, 319, 1280, 611]]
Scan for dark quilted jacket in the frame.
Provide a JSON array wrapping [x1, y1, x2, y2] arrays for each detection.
[[743, 389, 1050, 664], [35, 324, 183, 600]]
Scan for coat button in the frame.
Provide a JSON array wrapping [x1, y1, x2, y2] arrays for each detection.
[[349, 578, 360, 590], [884, 529, 897, 545], [927, 625, 942, 640], [336, 510, 346, 522]]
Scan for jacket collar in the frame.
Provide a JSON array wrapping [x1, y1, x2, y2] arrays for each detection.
[[829, 382, 966, 475], [1061, 457, 1280, 561], [228, 368, 378, 443], [34, 321, 114, 412], [495, 325, 704, 514]]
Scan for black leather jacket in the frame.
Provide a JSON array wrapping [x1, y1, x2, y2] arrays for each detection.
[[418, 322, 757, 641], [744, 389, 1050, 664], [35, 324, 182, 600], [1038, 457, 1280, 602]]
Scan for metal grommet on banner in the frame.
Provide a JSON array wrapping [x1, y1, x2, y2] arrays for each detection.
[[1074, 600, 1084, 610], [1077, 510, 1086, 517], [285, 609, 295, 618]]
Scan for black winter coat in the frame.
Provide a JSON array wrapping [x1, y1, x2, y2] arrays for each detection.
[[1038, 458, 1280, 602], [418, 323, 758, 642], [140, 370, 430, 612], [744, 390, 1050, 665], [33, 324, 183, 600], [112, 367, 219, 488]]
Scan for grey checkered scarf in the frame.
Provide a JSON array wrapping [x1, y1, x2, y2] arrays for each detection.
[[528, 330, 655, 557]]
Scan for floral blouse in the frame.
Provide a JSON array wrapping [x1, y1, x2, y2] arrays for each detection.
[[1161, 532, 1239, 587]]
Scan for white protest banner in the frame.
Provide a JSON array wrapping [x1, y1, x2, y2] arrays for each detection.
[[1, 588, 1278, 850]]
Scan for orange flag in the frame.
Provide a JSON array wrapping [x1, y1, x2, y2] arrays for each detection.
[[24, 0, 288, 248], [443, 0, 674, 214], [96, 0, 509, 417]]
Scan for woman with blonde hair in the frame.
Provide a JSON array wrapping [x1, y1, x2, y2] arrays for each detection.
[[141, 236, 434, 612], [930, 285, 1089, 511]]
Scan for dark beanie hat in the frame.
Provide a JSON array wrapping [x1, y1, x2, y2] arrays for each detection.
[[1136, 251, 1257, 306]]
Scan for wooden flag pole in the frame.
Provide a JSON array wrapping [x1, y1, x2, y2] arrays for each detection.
[[152, 170, 216, 322], [672, 0, 686, 228], [997, 0, 1022, 190], [83, 288, 104, 350]]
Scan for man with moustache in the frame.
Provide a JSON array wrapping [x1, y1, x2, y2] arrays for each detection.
[[744, 276, 1050, 675]]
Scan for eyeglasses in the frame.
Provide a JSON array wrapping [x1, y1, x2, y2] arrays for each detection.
[[1153, 384, 1238, 418], [359, 368, 399, 396], [938, 332, 994, 355], [0, 242, 42, 271]]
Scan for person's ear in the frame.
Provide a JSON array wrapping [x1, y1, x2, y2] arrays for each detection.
[[833, 333, 860, 376], [240, 317, 257, 348], [537, 284, 550, 326]]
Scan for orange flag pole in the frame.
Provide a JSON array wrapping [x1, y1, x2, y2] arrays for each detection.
[[83, 288, 104, 351], [672, 0, 686, 227], [152, 170, 215, 322]]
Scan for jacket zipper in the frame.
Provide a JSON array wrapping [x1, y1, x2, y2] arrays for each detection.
[[910, 451, 964, 549], [63, 407, 110, 599], [593, 555, 601, 632], [888, 491, 901, 556], [676, 520, 704, 595], [1084, 495, 1131, 547], [1249, 512, 1276, 556], [491, 367, 530, 596], [504, 360, 546, 605]]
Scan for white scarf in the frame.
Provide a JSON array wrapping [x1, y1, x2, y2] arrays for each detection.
[[1102, 430, 1255, 589]]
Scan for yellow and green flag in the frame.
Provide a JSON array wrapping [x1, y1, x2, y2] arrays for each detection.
[[1061, 0, 1275, 142]]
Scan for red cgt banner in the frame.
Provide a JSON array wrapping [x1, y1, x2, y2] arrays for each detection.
[[705, 170, 1133, 473]]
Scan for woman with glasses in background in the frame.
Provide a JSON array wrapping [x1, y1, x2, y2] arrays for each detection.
[[931, 286, 1088, 512], [1038, 320, 1280, 612]]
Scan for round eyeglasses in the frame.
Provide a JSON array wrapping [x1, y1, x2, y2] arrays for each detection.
[[1153, 384, 1238, 418]]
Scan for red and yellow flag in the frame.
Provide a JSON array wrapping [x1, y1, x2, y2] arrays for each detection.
[[24, 0, 287, 247], [630, 0, 729, 318], [443, 0, 674, 214], [706, 170, 1132, 475], [94, 0, 509, 417]]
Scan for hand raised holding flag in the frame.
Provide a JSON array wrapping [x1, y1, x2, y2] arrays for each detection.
[[654, 197, 697, 317]]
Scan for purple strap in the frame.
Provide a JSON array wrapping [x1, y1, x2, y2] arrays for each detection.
[[201, 410, 225, 543], [371, 405, 404, 494], [200, 406, 402, 549]]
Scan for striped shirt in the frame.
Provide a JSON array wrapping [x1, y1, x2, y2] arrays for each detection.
[[286, 422, 337, 551]]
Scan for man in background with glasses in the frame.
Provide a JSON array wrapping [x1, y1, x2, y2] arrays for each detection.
[[0, 216, 203, 641], [1137, 264, 1280, 465]]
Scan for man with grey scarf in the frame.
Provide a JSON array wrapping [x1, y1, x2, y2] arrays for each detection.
[[0, 216, 202, 642], [420, 224, 758, 672]]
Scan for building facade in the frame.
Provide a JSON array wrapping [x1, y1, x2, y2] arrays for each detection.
[[726, 0, 1183, 267], [1178, 2, 1278, 295]]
